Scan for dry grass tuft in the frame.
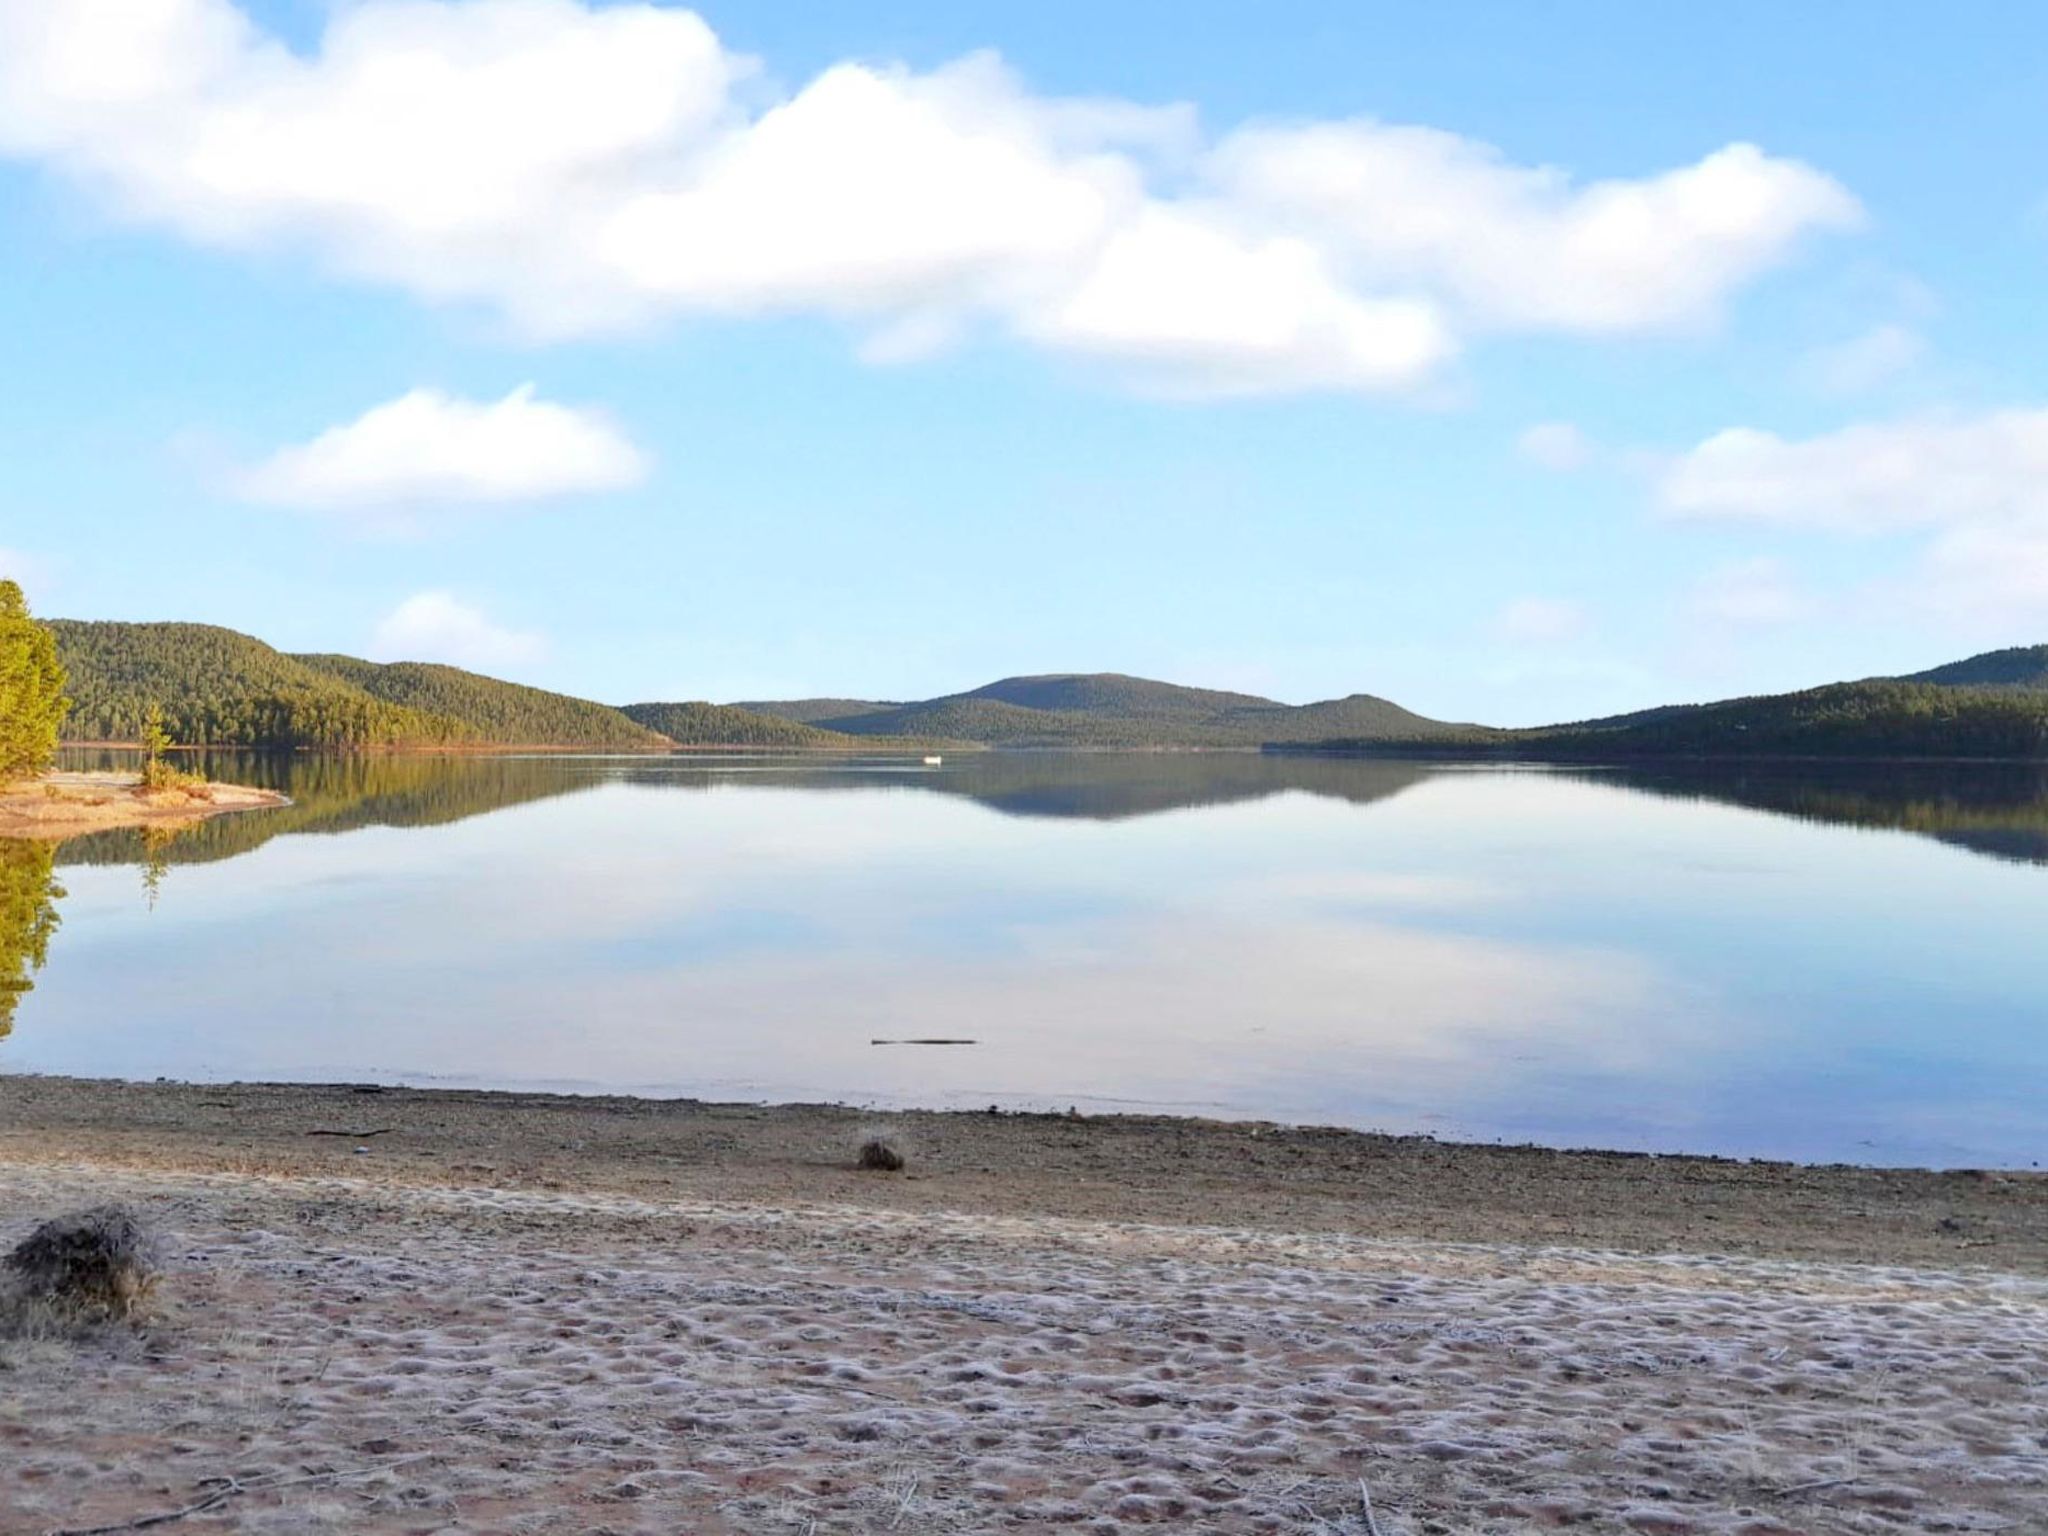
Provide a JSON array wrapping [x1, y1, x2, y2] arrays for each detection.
[[857, 1135, 905, 1172], [4, 1203, 164, 1322]]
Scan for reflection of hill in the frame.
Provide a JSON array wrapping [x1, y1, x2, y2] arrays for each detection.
[[618, 753, 1435, 822], [926, 754, 1435, 820], [0, 840, 63, 1038], [1585, 762, 2048, 867], [53, 753, 600, 869]]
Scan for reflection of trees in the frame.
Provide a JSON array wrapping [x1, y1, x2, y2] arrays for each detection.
[[54, 752, 601, 871], [0, 840, 63, 1038], [1584, 762, 2048, 867]]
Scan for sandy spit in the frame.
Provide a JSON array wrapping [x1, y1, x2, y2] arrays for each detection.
[[0, 1079, 2044, 1533], [0, 773, 286, 841]]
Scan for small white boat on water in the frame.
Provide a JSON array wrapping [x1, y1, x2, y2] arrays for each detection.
[[923, 755, 943, 766]]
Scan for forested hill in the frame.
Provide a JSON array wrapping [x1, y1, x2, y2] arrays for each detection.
[[1898, 644, 2048, 690], [293, 654, 667, 749], [50, 621, 473, 748], [732, 698, 899, 725], [619, 701, 854, 748], [1286, 643, 2048, 761], [734, 673, 1475, 748], [1521, 681, 2048, 758], [51, 620, 669, 750]]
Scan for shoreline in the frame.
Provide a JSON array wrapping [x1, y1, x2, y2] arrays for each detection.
[[5, 1074, 2046, 1533], [4, 1073, 2041, 1274], [0, 770, 287, 840]]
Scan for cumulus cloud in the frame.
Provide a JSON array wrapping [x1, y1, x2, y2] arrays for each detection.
[[237, 385, 647, 511], [370, 591, 545, 670], [0, 0, 1859, 396], [1209, 128, 1862, 333], [1516, 421, 1593, 471], [1493, 597, 1589, 644], [1658, 408, 2048, 533], [1659, 407, 2048, 628]]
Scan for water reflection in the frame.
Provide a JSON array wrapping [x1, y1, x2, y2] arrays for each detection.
[[53, 751, 601, 871], [1582, 760, 2048, 866], [50, 748, 2048, 870], [9, 750, 2047, 1167], [0, 840, 63, 1038]]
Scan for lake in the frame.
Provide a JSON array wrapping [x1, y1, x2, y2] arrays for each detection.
[[7, 751, 2047, 1168]]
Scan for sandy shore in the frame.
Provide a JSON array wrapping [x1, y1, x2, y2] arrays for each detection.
[[2, 1078, 2044, 1533], [0, 772, 286, 840]]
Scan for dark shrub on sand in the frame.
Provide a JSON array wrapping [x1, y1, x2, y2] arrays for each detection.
[[857, 1136, 905, 1172], [4, 1204, 163, 1319]]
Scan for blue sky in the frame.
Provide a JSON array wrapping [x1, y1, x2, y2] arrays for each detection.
[[1, 1, 2044, 724]]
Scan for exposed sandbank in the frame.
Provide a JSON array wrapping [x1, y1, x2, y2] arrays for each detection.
[[0, 771, 286, 840]]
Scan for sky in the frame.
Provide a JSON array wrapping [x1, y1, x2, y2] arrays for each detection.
[[0, 1, 2044, 725]]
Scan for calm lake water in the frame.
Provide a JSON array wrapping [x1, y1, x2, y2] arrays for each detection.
[[8, 751, 2048, 1168]]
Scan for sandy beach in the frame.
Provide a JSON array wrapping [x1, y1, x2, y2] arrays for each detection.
[[0, 773, 286, 841], [2, 1079, 2044, 1534]]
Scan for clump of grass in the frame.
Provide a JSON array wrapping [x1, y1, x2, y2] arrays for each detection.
[[857, 1134, 905, 1172], [3, 1204, 164, 1322], [140, 760, 209, 794]]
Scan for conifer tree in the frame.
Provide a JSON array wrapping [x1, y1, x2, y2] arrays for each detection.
[[0, 581, 68, 782]]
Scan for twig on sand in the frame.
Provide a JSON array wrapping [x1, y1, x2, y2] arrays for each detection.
[[44, 1452, 439, 1535], [1359, 1477, 1386, 1536], [303, 1127, 395, 1138], [1772, 1475, 1858, 1498], [886, 1476, 920, 1529], [43, 1483, 240, 1535]]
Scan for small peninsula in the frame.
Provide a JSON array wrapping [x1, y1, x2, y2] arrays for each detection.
[[0, 770, 286, 842]]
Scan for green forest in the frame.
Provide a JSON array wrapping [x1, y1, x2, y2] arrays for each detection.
[[51, 621, 475, 749], [294, 654, 668, 749], [1290, 675, 2048, 760], [619, 701, 855, 747], [1523, 680, 2048, 758]]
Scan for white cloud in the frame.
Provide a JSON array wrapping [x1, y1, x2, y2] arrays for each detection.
[[1515, 421, 1592, 471], [1660, 406, 2048, 630], [1658, 408, 2048, 533], [1689, 557, 1807, 626], [370, 591, 545, 670], [1493, 597, 1589, 644], [1209, 129, 1861, 334], [0, 0, 1859, 397], [1021, 205, 1452, 395], [1802, 322, 1924, 395], [237, 385, 647, 511]]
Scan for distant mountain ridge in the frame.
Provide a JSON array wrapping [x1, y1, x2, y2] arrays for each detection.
[[1285, 643, 2048, 761], [49, 614, 2048, 760], [730, 672, 1476, 748]]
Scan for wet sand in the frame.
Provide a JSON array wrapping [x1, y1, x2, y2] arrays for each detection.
[[2, 1077, 2044, 1533]]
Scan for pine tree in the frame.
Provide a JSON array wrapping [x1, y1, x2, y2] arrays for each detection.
[[139, 701, 173, 787], [0, 581, 69, 782]]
